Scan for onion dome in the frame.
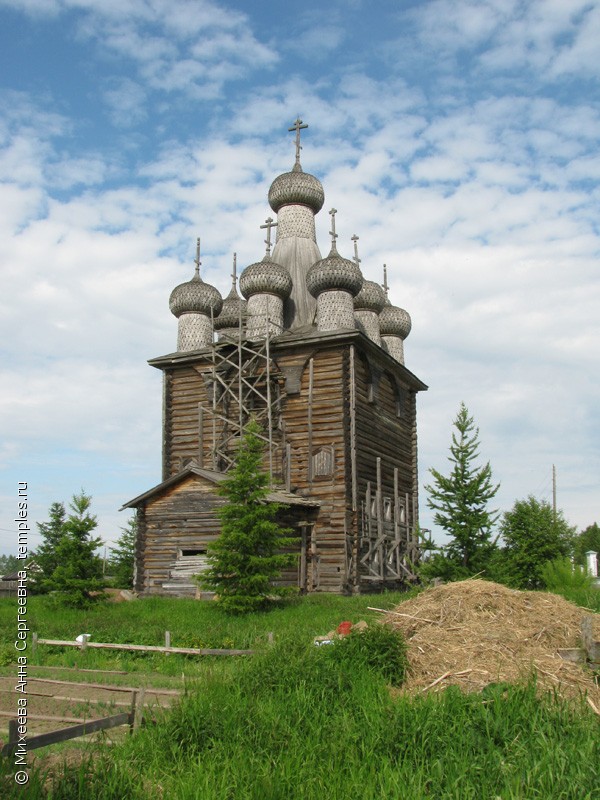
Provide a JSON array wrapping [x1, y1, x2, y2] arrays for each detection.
[[306, 247, 363, 297], [268, 163, 325, 214], [169, 242, 223, 319], [169, 274, 223, 318], [354, 279, 386, 314], [306, 209, 363, 298], [239, 254, 293, 299], [379, 304, 412, 339], [214, 255, 247, 331]]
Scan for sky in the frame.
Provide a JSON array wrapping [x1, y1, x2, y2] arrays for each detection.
[[0, 0, 599, 557]]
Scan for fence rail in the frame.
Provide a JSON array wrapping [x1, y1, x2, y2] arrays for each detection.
[[32, 633, 254, 657], [1, 688, 146, 757]]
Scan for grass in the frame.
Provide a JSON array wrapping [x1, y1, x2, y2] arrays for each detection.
[[1, 636, 598, 799], [0, 590, 413, 675], [1, 591, 598, 799]]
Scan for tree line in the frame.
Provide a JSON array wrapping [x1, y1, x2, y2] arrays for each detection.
[[422, 402, 599, 589]]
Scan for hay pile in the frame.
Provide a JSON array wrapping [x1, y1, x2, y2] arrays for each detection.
[[381, 580, 600, 707]]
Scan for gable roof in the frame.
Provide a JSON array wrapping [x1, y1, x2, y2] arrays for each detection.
[[120, 465, 320, 511]]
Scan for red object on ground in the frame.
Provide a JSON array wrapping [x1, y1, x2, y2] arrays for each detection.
[[337, 621, 353, 635]]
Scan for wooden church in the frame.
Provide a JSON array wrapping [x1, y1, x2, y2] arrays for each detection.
[[123, 120, 427, 596]]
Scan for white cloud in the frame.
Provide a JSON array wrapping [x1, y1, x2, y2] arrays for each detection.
[[1, 0, 599, 552]]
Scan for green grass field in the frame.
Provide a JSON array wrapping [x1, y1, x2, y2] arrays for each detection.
[[1, 592, 598, 799]]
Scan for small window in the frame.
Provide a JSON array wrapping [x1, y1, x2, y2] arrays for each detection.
[[312, 446, 334, 479]]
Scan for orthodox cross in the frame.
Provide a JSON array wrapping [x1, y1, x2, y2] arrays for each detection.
[[288, 117, 308, 166], [194, 237, 201, 278], [329, 208, 338, 247], [260, 216, 278, 256], [351, 234, 361, 266], [231, 252, 237, 289], [382, 264, 389, 298]]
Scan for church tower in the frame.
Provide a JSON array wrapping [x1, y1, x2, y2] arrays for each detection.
[[124, 120, 427, 597]]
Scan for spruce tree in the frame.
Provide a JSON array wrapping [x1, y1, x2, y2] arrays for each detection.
[[110, 516, 137, 588], [425, 403, 499, 575], [33, 501, 67, 593], [199, 420, 297, 613], [41, 492, 104, 606]]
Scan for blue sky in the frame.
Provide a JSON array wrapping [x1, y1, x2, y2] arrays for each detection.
[[1, 0, 599, 556]]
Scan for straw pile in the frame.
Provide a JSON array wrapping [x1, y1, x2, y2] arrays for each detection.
[[381, 580, 600, 708]]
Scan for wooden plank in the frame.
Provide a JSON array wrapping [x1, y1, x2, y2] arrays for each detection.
[[22, 677, 181, 696], [0, 711, 98, 724], [34, 638, 254, 657], [2, 712, 133, 756]]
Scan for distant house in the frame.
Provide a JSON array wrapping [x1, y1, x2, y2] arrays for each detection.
[[0, 561, 39, 596]]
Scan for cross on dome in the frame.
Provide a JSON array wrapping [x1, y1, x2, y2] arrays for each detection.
[[260, 216, 278, 256], [383, 264, 390, 298], [351, 234, 361, 266], [194, 237, 201, 278], [288, 117, 308, 166], [329, 208, 338, 247], [231, 252, 237, 288]]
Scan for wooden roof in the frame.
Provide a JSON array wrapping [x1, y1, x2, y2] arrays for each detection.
[[120, 465, 321, 511], [148, 326, 428, 392]]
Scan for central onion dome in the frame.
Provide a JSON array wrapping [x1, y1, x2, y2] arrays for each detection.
[[239, 254, 293, 300], [379, 303, 412, 339], [268, 163, 325, 214], [354, 279, 386, 313], [169, 271, 223, 319], [306, 246, 363, 298]]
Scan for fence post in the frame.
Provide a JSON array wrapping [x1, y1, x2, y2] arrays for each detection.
[[129, 690, 138, 734], [165, 631, 171, 655], [8, 719, 17, 748], [32, 632, 38, 654], [133, 688, 145, 732]]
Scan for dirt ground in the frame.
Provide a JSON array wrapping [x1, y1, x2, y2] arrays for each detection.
[[0, 665, 182, 755]]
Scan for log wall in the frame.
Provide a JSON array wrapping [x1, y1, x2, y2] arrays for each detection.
[[142, 331, 424, 596], [275, 345, 350, 592]]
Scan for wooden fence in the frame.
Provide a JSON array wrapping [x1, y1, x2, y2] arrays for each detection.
[[31, 632, 254, 657], [1, 687, 146, 758], [2, 633, 257, 757]]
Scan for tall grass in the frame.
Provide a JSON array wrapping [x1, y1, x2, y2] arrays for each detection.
[[3, 633, 598, 800], [541, 557, 600, 611]]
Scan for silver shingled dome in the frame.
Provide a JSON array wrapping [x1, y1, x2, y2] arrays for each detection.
[[379, 303, 412, 339], [239, 254, 293, 299], [353, 279, 386, 313], [268, 163, 325, 214], [169, 274, 223, 319], [214, 285, 247, 330], [306, 247, 363, 298]]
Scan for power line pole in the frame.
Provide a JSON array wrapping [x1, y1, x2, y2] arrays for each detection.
[[552, 464, 557, 526]]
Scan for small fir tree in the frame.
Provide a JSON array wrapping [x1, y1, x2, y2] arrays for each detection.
[[110, 516, 137, 588], [425, 403, 499, 576], [41, 492, 104, 606], [33, 501, 67, 592], [198, 420, 297, 613]]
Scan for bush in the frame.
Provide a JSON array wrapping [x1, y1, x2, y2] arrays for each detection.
[[324, 624, 408, 686]]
